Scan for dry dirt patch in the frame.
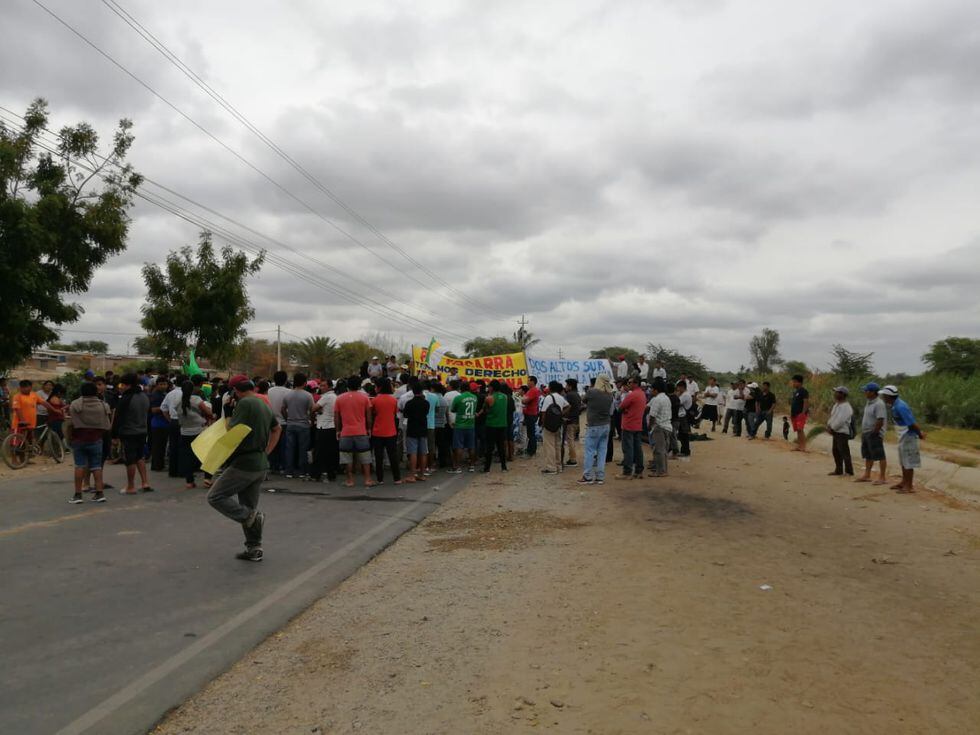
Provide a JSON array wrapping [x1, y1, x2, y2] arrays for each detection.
[[424, 509, 585, 552]]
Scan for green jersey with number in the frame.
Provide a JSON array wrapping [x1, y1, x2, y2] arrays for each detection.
[[452, 392, 478, 429]]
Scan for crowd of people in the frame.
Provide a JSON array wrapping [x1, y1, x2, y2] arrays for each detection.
[[3, 355, 927, 559]]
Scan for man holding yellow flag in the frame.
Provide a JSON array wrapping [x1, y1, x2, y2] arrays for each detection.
[[205, 374, 281, 562]]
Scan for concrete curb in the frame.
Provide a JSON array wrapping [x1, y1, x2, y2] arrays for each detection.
[[806, 432, 980, 505]]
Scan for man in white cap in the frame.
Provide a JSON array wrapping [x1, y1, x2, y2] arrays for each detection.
[[856, 382, 888, 485], [367, 356, 384, 379], [880, 385, 925, 494]]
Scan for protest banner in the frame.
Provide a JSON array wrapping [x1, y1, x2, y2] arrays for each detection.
[[525, 355, 613, 388], [411, 346, 530, 388]]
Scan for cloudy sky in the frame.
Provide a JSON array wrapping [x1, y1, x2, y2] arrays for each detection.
[[4, 0, 979, 373]]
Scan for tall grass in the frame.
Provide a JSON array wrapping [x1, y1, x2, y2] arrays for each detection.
[[738, 372, 980, 429]]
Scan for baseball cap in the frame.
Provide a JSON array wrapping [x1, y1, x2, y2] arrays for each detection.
[[747, 382, 759, 389], [371, 356, 378, 359], [228, 374, 251, 390], [879, 385, 899, 397], [84, 369, 95, 378], [861, 382, 880, 393], [469, 382, 479, 391], [833, 385, 849, 395]]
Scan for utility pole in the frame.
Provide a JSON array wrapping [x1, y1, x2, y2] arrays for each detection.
[[276, 324, 281, 372], [516, 314, 529, 345], [557, 346, 564, 359]]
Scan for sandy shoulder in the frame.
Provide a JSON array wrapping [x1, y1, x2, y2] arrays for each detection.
[[154, 433, 980, 735]]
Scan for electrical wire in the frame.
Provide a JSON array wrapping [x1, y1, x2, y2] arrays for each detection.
[[30, 0, 510, 324], [100, 0, 509, 321], [0, 106, 480, 339]]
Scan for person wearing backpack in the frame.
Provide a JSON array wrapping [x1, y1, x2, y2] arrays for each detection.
[[539, 381, 569, 474], [826, 386, 855, 476]]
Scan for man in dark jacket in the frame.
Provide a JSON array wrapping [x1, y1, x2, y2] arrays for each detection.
[[114, 373, 152, 495]]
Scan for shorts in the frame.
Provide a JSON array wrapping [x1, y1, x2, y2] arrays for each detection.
[[406, 436, 428, 456], [120, 434, 145, 466], [791, 413, 807, 432], [72, 441, 103, 469], [701, 405, 718, 421], [452, 427, 476, 450], [861, 432, 886, 461], [898, 434, 921, 469], [339, 435, 372, 465]]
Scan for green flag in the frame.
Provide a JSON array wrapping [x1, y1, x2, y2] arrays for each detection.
[[184, 348, 205, 377]]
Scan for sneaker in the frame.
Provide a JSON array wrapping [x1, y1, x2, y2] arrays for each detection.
[[540, 469, 558, 475], [235, 548, 263, 562], [576, 477, 594, 485], [69, 494, 84, 504], [614, 474, 633, 481], [447, 468, 463, 474], [468, 466, 475, 473], [91, 492, 106, 503], [284, 474, 295, 479], [375, 480, 385, 486], [565, 460, 578, 466], [595, 479, 605, 485]]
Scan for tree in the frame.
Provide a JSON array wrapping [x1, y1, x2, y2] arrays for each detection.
[[132, 335, 164, 356], [463, 336, 523, 356], [47, 340, 109, 353], [293, 336, 339, 377], [0, 98, 141, 372], [333, 340, 387, 375], [589, 346, 641, 364], [748, 328, 783, 373], [140, 231, 264, 366], [646, 344, 708, 382], [829, 344, 874, 379], [513, 325, 540, 350], [782, 360, 810, 377], [922, 337, 980, 377]]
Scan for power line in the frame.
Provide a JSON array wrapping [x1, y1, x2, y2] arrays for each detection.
[[100, 0, 508, 321], [31, 0, 508, 324], [0, 107, 478, 342]]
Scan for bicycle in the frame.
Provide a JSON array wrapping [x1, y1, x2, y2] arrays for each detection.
[[2, 422, 65, 469]]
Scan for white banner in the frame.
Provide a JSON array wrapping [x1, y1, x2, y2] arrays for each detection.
[[526, 355, 613, 387]]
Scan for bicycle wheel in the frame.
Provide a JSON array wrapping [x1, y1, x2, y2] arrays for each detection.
[[47, 431, 65, 463], [2, 433, 29, 469]]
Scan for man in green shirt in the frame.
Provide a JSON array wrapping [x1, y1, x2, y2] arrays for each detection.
[[450, 384, 478, 473], [207, 374, 280, 562], [481, 380, 509, 473]]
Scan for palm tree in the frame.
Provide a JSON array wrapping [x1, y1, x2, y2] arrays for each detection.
[[294, 336, 338, 377], [513, 326, 540, 350]]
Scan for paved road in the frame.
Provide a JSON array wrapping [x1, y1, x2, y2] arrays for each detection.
[[0, 463, 468, 735]]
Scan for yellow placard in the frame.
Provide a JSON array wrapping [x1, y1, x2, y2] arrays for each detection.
[[411, 347, 530, 388], [191, 420, 252, 474]]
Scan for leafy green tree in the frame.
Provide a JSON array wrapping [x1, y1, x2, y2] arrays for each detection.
[[829, 344, 874, 379], [463, 336, 523, 356], [132, 335, 163, 355], [47, 339, 109, 353], [782, 360, 810, 377], [749, 328, 783, 373], [140, 231, 264, 366], [333, 340, 387, 375], [922, 337, 980, 377], [293, 336, 339, 377], [589, 346, 641, 364], [646, 344, 707, 382], [513, 326, 540, 350], [0, 98, 141, 372]]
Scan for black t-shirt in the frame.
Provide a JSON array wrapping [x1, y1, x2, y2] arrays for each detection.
[[758, 392, 776, 412], [745, 389, 759, 413], [565, 391, 582, 421], [668, 393, 680, 420], [791, 387, 809, 416], [403, 395, 429, 438]]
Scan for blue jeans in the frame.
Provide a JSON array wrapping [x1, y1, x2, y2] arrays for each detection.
[[283, 424, 310, 475], [745, 410, 759, 437], [582, 424, 610, 481], [621, 430, 644, 476]]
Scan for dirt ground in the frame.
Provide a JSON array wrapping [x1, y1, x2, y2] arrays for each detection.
[[155, 431, 980, 734]]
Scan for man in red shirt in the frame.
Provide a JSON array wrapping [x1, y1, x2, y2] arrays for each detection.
[[616, 376, 646, 480], [371, 378, 401, 485], [334, 378, 374, 488], [522, 376, 541, 457]]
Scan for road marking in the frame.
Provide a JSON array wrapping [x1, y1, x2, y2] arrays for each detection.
[[0, 504, 147, 539], [54, 476, 461, 735]]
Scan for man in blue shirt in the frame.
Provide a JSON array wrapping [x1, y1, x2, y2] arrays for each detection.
[[880, 385, 926, 494]]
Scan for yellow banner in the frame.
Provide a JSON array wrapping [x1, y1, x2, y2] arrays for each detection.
[[191, 420, 253, 474], [412, 347, 530, 388]]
